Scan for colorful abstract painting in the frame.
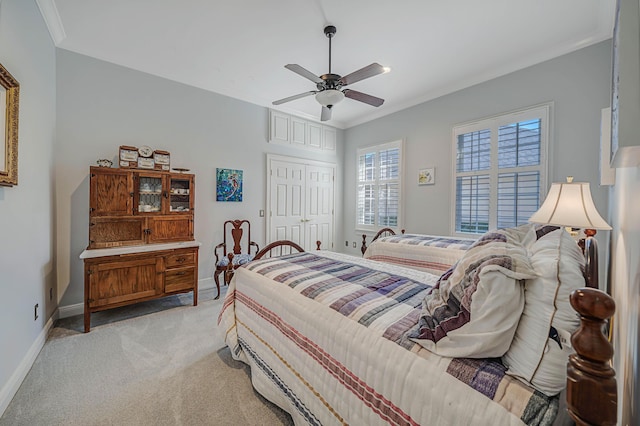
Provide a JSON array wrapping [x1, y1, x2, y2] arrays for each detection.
[[216, 168, 243, 202]]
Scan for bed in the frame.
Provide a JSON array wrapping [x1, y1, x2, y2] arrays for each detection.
[[362, 232, 477, 275], [218, 225, 616, 425]]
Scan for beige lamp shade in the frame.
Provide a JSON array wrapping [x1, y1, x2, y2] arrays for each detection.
[[529, 181, 612, 230]]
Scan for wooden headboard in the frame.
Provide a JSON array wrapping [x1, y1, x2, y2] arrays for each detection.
[[360, 228, 405, 255]]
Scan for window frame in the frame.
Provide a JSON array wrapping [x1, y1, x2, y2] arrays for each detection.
[[450, 104, 551, 237], [356, 139, 404, 233]]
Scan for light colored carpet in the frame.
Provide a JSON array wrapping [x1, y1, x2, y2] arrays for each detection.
[[0, 288, 293, 426]]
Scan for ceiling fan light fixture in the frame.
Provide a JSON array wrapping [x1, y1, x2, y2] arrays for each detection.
[[315, 89, 344, 107]]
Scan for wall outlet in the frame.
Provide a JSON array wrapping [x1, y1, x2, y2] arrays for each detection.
[[345, 240, 348, 247], [34, 303, 39, 321], [259, 209, 265, 217], [352, 242, 356, 248]]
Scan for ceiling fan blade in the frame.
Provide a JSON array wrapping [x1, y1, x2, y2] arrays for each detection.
[[272, 91, 317, 105], [344, 89, 384, 107], [321, 106, 332, 121], [285, 64, 323, 84], [339, 63, 385, 86]]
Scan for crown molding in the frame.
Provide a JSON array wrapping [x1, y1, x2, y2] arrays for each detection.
[[36, 0, 66, 45]]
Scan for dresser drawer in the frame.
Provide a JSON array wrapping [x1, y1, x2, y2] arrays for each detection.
[[165, 251, 196, 268], [165, 267, 196, 293]]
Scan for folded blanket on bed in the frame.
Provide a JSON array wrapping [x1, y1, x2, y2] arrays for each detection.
[[364, 234, 475, 275], [410, 224, 538, 358]]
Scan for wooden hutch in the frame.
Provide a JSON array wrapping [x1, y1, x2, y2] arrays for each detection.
[[80, 166, 199, 332]]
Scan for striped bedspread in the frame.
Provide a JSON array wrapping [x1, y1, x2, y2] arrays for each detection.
[[219, 251, 558, 426], [364, 234, 476, 275]]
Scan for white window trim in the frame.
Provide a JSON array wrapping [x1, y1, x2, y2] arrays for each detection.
[[450, 104, 551, 237], [356, 139, 405, 233]]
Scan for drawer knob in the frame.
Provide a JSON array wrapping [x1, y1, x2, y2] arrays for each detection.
[[177, 257, 186, 262]]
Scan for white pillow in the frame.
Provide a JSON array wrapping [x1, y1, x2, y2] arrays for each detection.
[[502, 228, 585, 396]]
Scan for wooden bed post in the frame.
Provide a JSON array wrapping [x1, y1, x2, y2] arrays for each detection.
[[361, 228, 404, 256], [566, 287, 617, 426]]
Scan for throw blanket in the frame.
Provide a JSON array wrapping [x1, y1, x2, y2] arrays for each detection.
[[377, 234, 476, 250], [409, 226, 537, 358]]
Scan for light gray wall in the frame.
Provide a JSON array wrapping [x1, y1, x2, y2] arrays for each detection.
[[0, 0, 56, 411], [55, 49, 344, 306], [341, 40, 612, 256], [608, 1, 640, 420]]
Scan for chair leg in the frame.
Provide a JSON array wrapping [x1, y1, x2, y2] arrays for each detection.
[[213, 269, 222, 300], [224, 253, 234, 286], [224, 269, 234, 286]]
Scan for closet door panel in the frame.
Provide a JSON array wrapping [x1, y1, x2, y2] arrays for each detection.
[[270, 160, 306, 248]]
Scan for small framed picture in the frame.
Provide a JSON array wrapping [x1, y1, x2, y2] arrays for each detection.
[[418, 167, 435, 185], [216, 168, 243, 202]]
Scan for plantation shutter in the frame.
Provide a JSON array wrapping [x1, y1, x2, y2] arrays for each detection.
[[357, 141, 403, 231], [453, 105, 548, 235], [357, 152, 376, 226], [455, 129, 491, 232], [496, 119, 542, 228]]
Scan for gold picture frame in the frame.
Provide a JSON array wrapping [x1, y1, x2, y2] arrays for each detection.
[[0, 62, 19, 187]]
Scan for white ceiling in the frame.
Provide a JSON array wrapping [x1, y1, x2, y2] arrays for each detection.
[[38, 0, 615, 129]]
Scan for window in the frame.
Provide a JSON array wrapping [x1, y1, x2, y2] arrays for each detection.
[[357, 140, 403, 231], [453, 105, 549, 235]]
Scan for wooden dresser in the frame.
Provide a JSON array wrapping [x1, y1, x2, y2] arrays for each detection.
[[80, 167, 199, 332]]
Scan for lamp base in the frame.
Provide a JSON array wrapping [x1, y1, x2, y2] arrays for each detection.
[[578, 229, 598, 289]]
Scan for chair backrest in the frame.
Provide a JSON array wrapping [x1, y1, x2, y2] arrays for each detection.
[[223, 219, 252, 255]]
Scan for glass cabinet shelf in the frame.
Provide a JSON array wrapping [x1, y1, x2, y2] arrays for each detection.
[[138, 176, 163, 213], [170, 177, 192, 213]]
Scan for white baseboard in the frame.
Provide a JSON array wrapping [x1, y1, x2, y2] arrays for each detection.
[[57, 277, 217, 319], [0, 315, 55, 417], [57, 302, 83, 319], [198, 277, 215, 292]]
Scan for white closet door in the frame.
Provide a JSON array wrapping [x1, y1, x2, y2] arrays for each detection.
[[305, 165, 334, 250], [268, 156, 335, 252], [270, 159, 306, 248]]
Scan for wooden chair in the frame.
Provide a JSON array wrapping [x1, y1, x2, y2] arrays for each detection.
[[213, 219, 259, 299]]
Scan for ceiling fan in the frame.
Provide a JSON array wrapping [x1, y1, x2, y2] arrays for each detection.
[[273, 25, 387, 122]]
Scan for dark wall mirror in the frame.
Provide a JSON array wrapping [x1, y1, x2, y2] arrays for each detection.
[[0, 62, 19, 187]]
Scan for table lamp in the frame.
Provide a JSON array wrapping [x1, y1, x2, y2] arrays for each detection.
[[529, 177, 611, 288]]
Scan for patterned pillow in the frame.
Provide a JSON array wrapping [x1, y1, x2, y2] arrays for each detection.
[[217, 253, 254, 267], [502, 228, 585, 396], [409, 224, 537, 358]]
